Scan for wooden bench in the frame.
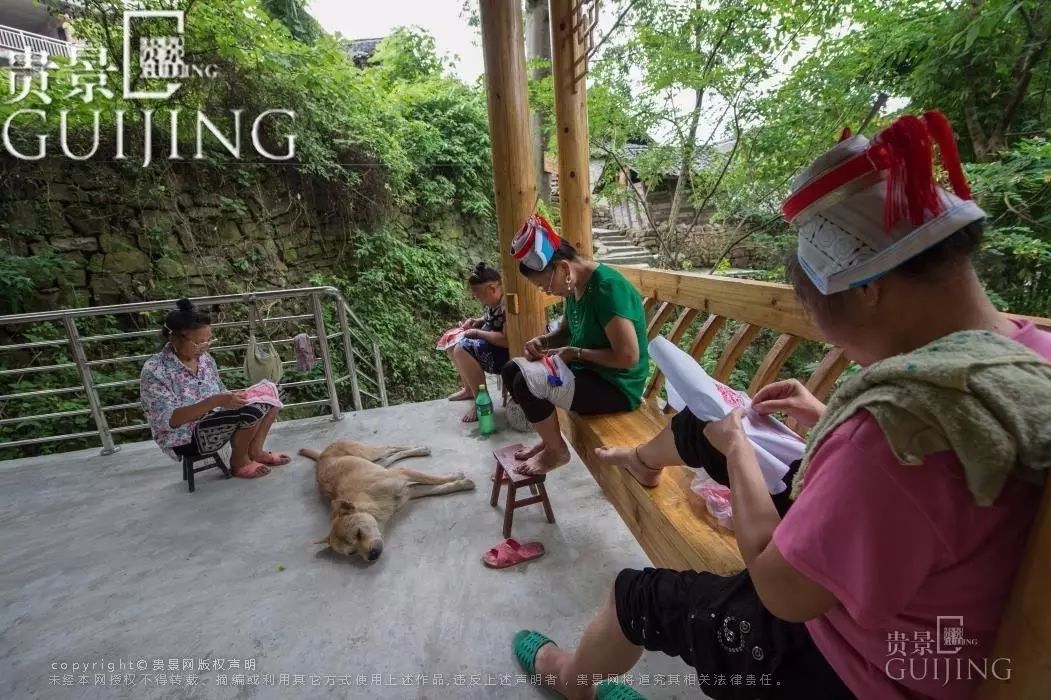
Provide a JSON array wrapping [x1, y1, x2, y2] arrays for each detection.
[[561, 266, 1051, 699]]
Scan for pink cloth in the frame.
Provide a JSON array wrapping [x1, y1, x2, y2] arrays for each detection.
[[436, 327, 467, 351], [239, 380, 284, 409], [773, 320, 1051, 699], [293, 333, 316, 372]]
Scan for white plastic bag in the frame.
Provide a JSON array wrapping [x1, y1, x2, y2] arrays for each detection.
[[690, 468, 734, 530]]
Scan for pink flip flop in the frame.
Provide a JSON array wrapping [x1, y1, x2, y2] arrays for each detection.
[[482, 538, 545, 569], [257, 451, 291, 466], [232, 461, 271, 479]]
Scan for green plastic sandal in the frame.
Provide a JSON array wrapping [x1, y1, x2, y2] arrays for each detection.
[[595, 680, 647, 699], [513, 630, 563, 698], [512, 630, 647, 700]]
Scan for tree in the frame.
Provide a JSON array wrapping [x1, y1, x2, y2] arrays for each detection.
[[587, 0, 837, 266], [260, 0, 321, 43]]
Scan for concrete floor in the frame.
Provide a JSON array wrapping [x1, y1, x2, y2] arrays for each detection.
[[0, 399, 700, 699]]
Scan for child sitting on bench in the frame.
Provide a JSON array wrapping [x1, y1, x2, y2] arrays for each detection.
[[446, 262, 510, 423]]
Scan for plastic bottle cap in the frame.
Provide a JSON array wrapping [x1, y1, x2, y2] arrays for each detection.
[[478, 384, 486, 390]]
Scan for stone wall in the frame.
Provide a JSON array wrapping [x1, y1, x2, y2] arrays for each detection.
[[0, 160, 486, 312], [622, 221, 779, 270]]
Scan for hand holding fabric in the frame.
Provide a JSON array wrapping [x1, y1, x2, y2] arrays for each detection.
[[752, 379, 826, 428], [524, 336, 546, 361], [703, 408, 750, 456], [212, 391, 247, 410]]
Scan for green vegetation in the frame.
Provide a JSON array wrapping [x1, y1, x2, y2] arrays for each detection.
[[584, 0, 1051, 315], [0, 2, 495, 455]]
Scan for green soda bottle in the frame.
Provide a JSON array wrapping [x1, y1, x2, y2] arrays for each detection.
[[476, 384, 495, 435]]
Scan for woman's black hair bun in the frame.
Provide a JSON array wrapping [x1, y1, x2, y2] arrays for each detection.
[[175, 298, 194, 313]]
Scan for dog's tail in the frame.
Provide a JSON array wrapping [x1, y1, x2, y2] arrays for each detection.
[[298, 448, 321, 462]]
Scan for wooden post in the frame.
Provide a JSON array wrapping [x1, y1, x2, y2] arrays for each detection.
[[479, 0, 546, 355], [549, 0, 593, 258]]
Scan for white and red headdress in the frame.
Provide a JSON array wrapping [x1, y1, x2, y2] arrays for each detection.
[[511, 214, 562, 271], [781, 111, 985, 295]]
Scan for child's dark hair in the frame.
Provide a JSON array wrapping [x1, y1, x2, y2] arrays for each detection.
[[468, 262, 501, 285], [161, 298, 211, 341], [519, 240, 578, 276]]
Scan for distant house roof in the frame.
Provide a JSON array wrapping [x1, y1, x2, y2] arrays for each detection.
[[613, 138, 736, 178], [345, 37, 384, 68]]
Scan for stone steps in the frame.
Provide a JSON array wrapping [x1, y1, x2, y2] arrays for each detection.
[[595, 250, 657, 266], [593, 226, 654, 267]]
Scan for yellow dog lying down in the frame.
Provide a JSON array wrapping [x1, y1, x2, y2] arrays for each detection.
[[299, 440, 475, 562]]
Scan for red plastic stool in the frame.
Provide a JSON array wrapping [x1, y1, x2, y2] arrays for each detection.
[[490, 443, 555, 538]]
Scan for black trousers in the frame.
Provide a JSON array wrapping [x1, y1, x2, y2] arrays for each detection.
[[612, 408, 853, 699], [501, 361, 632, 423]]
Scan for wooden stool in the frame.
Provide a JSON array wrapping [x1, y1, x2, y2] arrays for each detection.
[[490, 444, 555, 538], [180, 451, 231, 493]]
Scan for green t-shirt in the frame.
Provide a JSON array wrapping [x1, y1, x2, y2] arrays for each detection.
[[565, 264, 649, 409]]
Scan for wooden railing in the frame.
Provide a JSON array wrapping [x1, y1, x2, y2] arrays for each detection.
[[621, 266, 1049, 418], [562, 266, 1051, 699]]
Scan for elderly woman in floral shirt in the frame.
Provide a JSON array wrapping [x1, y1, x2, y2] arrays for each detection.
[[140, 299, 289, 479]]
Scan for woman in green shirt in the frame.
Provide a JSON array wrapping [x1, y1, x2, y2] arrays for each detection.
[[502, 239, 649, 475]]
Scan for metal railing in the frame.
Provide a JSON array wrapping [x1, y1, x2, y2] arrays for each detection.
[[0, 24, 74, 60], [0, 286, 387, 456]]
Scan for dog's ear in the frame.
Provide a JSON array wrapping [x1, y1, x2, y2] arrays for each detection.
[[332, 499, 356, 515]]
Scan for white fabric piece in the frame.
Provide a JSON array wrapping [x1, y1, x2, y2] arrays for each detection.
[[652, 336, 805, 495], [510, 355, 576, 410]]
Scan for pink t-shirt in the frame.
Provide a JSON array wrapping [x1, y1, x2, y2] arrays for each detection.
[[773, 320, 1051, 699]]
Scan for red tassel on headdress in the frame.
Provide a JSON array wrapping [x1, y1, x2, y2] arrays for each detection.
[[875, 115, 940, 230], [922, 110, 972, 201], [839, 126, 853, 142], [780, 111, 976, 230]]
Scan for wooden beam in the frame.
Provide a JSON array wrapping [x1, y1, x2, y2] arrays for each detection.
[[713, 323, 760, 384], [549, 0, 593, 257], [687, 314, 726, 361], [615, 267, 821, 341], [480, 0, 547, 355], [646, 301, 678, 341], [977, 480, 1051, 700], [805, 347, 851, 402], [748, 333, 801, 396], [645, 307, 699, 399]]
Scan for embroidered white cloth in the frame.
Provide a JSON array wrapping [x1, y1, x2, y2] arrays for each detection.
[[650, 336, 805, 495], [510, 355, 576, 410]]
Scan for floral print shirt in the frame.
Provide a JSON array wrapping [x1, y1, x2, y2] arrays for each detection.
[[481, 302, 505, 333], [140, 344, 226, 460]]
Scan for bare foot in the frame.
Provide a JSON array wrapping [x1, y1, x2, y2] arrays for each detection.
[[533, 643, 592, 697], [517, 445, 571, 476], [534, 642, 578, 698], [462, 405, 478, 423], [231, 461, 270, 479], [448, 388, 472, 401], [514, 442, 544, 461], [594, 445, 662, 488]]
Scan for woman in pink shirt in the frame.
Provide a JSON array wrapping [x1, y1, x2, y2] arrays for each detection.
[[510, 113, 1051, 700]]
